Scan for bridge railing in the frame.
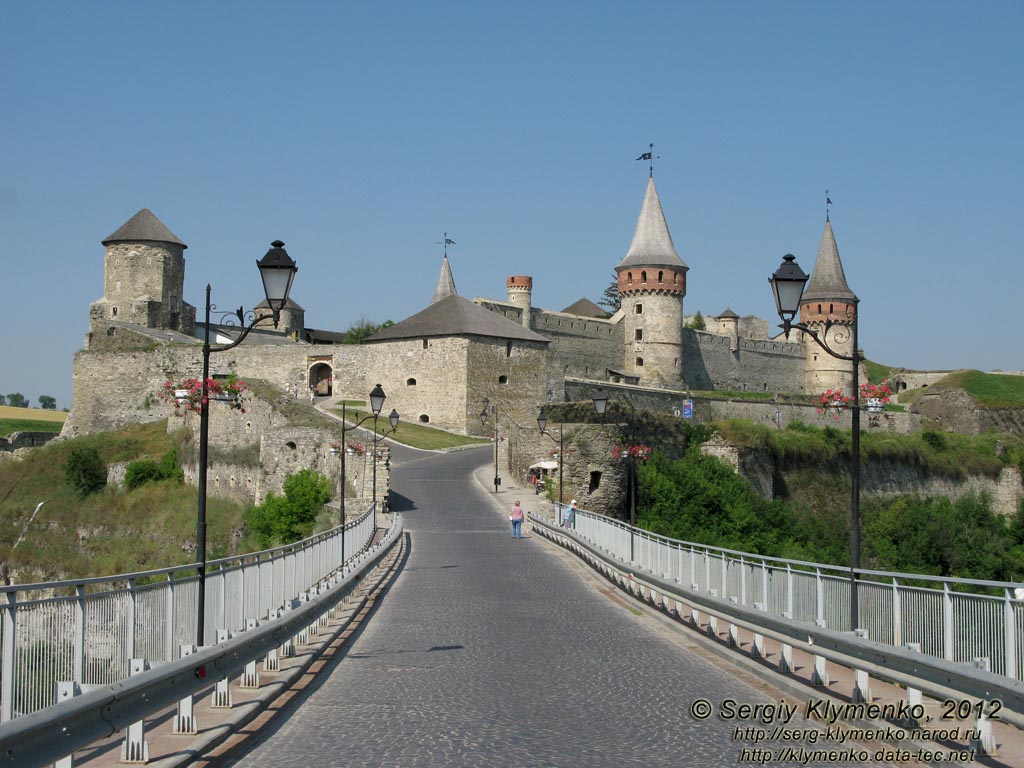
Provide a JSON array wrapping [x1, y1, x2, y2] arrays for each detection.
[[0, 503, 376, 722], [568, 506, 1024, 681]]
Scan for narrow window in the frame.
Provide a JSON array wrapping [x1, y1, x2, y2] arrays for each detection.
[[817, 304, 822, 315], [422, 339, 428, 349], [635, 304, 643, 315], [627, 272, 633, 285], [498, 375, 508, 384], [641, 271, 647, 284], [636, 357, 644, 367], [658, 271, 664, 283], [589, 471, 601, 493], [419, 414, 430, 423], [635, 329, 643, 341], [830, 303, 834, 314], [111, 306, 118, 316], [407, 378, 417, 386], [506, 341, 513, 357]]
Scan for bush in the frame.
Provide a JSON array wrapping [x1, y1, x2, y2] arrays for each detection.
[[124, 448, 183, 491], [246, 469, 331, 546], [64, 447, 107, 497]]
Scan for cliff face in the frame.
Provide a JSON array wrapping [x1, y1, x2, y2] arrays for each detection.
[[700, 436, 1023, 516], [913, 387, 1024, 437]]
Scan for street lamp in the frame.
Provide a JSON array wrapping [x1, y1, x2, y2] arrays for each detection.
[[536, 409, 565, 522], [591, 388, 644, 563], [196, 240, 297, 645], [770, 253, 861, 631], [480, 398, 499, 492], [330, 385, 390, 567]]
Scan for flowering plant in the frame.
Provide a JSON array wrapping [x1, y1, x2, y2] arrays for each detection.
[[860, 382, 893, 412], [817, 388, 851, 419], [612, 443, 652, 462], [347, 440, 365, 456], [157, 376, 247, 416]]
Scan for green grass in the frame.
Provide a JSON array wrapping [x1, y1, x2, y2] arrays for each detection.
[[933, 370, 1024, 407], [0, 419, 250, 583], [330, 407, 490, 451], [0, 419, 64, 437]]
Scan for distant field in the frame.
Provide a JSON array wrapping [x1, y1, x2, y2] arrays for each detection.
[[0, 406, 67, 422], [0, 406, 66, 437]]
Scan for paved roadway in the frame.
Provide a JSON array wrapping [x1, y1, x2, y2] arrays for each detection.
[[229, 444, 872, 768]]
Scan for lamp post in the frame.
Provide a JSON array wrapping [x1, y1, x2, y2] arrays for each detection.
[[592, 388, 642, 563], [536, 409, 564, 522], [196, 240, 297, 646], [371, 404, 400, 515], [480, 398, 499, 492], [770, 253, 861, 631], [330, 385, 389, 566]]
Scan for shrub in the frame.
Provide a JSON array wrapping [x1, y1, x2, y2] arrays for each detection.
[[246, 469, 331, 546], [64, 447, 107, 497], [124, 448, 183, 491]]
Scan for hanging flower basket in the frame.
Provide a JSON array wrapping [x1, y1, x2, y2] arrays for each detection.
[[612, 443, 652, 462], [860, 382, 893, 414], [817, 388, 851, 421], [157, 376, 247, 416]]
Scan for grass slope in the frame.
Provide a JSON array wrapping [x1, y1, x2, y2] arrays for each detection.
[[0, 419, 248, 583]]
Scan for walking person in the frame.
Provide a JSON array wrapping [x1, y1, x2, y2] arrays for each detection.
[[563, 499, 577, 528], [510, 500, 524, 539]]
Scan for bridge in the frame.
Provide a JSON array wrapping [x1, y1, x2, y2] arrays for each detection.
[[2, 445, 1023, 767]]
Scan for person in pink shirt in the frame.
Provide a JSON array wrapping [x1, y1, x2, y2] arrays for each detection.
[[510, 500, 525, 539]]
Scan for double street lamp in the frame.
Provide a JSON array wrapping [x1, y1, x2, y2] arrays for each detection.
[[591, 388, 643, 563], [330, 385, 397, 566], [480, 398, 499, 492], [196, 240, 298, 646], [536, 409, 564, 519], [770, 253, 862, 631]]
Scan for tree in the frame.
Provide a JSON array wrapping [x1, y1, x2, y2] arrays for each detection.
[[64, 447, 107, 497], [685, 311, 706, 330], [246, 469, 331, 545], [0, 394, 6, 405], [6, 393, 28, 408], [38, 395, 57, 410], [342, 317, 394, 344], [597, 274, 621, 313]]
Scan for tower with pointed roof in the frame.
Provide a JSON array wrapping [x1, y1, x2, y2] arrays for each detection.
[[88, 208, 196, 339], [615, 176, 688, 386], [799, 215, 859, 393]]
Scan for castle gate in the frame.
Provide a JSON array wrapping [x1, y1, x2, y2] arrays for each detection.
[[308, 358, 333, 396]]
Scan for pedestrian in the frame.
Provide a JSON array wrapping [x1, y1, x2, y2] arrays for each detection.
[[563, 499, 578, 528], [510, 500, 524, 539]]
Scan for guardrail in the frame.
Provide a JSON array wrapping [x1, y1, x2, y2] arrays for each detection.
[[0, 513, 403, 768], [0, 503, 376, 722], [555, 505, 1024, 682], [531, 513, 1024, 737]]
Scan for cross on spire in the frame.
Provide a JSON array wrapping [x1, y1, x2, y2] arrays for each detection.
[[636, 143, 659, 177], [437, 232, 456, 257]]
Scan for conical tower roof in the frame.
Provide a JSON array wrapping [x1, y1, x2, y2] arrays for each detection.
[[616, 177, 687, 271], [801, 218, 857, 304], [102, 208, 187, 248], [431, 254, 458, 305]]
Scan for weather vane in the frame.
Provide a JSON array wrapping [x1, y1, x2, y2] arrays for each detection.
[[826, 190, 833, 220], [438, 232, 456, 258], [636, 143, 659, 177]]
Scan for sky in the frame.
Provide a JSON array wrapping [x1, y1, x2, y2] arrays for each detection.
[[3, 1, 1022, 410]]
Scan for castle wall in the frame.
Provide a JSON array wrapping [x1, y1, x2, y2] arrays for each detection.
[[466, 336, 549, 432], [681, 328, 807, 393]]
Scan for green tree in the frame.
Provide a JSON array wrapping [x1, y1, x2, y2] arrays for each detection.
[[38, 395, 57, 410], [64, 446, 107, 497], [246, 469, 331, 546], [0, 394, 6, 405], [597, 274, 621, 313], [6, 393, 28, 408], [123, 448, 183, 490], [342, 317, 394, 344], [685, 311, 706, 330]]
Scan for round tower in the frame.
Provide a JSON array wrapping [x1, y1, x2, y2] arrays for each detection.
[[800, 216, 858, 394], [90, 208, 195, 335], [506, 275, 533, 329], [615, 177, 688, 386]]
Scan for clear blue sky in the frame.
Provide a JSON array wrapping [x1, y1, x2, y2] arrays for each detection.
[[3, 1, 1021, 409]]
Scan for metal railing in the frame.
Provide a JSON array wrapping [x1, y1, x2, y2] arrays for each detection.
[[569, 506, 1024, 681], [0, 503, 376, 721]]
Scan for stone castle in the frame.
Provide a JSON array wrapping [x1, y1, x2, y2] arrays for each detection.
[[66, 173, 861, 446]]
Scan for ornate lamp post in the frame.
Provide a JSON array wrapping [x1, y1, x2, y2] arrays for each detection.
[[370, 403, 399, 515], [536, 409, 564, 521], [770, 253, 861, 631], [480, 398, 499, 492], [330, 385, 390, 566], [196, 240, 297, 645]]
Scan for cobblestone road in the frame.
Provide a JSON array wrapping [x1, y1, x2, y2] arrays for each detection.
[[230, 445, 873, 767]]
